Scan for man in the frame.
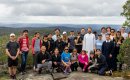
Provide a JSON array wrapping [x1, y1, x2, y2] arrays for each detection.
[[6, 33, 20, 79], [102, 34, 115, 74], [48, 33, 55, 54], [36, 46, 52, 74], [18, 30, 29, 75], [120, 27, 128, 39], [80, 28, 86, 39], [82, 27, 96, 58], [68, 31, 75, 53], [101, 27, 107, 41], [95, 49, 108, 75], [52, 28, 61, 41]]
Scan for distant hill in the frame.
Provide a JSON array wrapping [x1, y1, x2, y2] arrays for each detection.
[[0, 23, 125, 36]]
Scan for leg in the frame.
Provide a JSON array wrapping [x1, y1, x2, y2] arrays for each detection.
[[98, 66, 107, 75], [70, 63, 75, 71]]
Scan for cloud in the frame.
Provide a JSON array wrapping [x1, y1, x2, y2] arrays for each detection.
[[0, 0, 126, 16]]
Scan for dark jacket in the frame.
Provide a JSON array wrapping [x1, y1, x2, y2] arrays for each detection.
[[97, 54, 107, 67], [36, 51, 51, 64], [102, 41, 114, 58], [52, 54, 61, 63]]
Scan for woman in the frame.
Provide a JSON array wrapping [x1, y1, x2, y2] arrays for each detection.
[[32, 32, 42, 70], [110, 29, 116, 41], [114, 31, 124, 70], [70, 48, 78, 71], [74, 32, 83, 53], [42, 35, 50, 52], [106, 27, 111, 34], [95, 34, 104, 50], [62, 31, 70, 47], [54, 36, 65, 54], [61, 46, 71, 75], [78, 50, 89, 72], [52, 48, 62, 72]]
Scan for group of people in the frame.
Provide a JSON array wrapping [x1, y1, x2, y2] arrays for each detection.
[[5, 27, 130, 79]]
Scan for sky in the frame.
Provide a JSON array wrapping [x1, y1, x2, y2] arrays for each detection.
[[0, 0, 127, 24]]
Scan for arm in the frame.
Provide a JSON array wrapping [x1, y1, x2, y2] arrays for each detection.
[[78, 55, 85, 64], [82, 35, 86, 50], [5, 49, 12, 59]]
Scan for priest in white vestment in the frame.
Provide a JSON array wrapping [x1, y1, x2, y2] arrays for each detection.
[[82, 27, 96, 58]]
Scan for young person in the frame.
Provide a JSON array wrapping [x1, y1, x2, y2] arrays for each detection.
[[6, 33, 20, 79], [78, 50, 89, 72], [101, 27, 107, 41], [68, 31, 75, 53], [110, 29, 116, 41], [88, 51, 97, 73], [52, 28, 61, 41], [82, 27, 96, 58], [74, 32, 83, 53], [36, 46, 52, 74], [80, 28, 86, 39], [18, 30, 29, 75], [61, 46, 71, 75], [102, 34, 114, 74], [62, 31, 70, 48], [95, 34, 104, 50], [42, 35, 50, 52], [32, 32, 42, 70], [95, 49, 108, 75], [120, 27, 128, 39], [70, 48, 79, 71], [54, 36, 65, 54], [106, 27, 111, 34], [48, 33, 55, 54], [52, 48, 62, 72]]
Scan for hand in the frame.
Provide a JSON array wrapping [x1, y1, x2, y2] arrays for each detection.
[[42, 60, 46, 64], [54, 62, 57, 65], [85, 62, 88, 65], [109, 54, 112, 58], [19, 51, 22, 54], [12, 56, 16, 60]]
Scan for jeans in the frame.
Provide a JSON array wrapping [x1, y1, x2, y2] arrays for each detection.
[[33, 51, 40, 69], [21, 51, 28, 72]]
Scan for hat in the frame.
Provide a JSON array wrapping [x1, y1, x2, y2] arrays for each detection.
[[10, 33, 15, 37], [63, 31, 67, 34]]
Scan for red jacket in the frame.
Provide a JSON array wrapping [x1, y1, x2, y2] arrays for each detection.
[[18, 36, 29, 51], [78, 54, 89, 64], [31, 37, 42, 54]]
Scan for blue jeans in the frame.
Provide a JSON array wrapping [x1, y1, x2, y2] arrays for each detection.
[[21, 51, 28, 72]]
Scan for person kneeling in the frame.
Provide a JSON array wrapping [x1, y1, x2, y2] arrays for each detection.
[[70, 48, 79, 71], [88, 51, 98, 73], [61, 46, 71, 75], [52, 48, 62, 72], [95, 49, 108, 75], [78, 50, 89, 72], [36, 46, 52, 74]]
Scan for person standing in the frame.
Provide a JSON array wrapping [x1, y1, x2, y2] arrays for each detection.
[[95, 34, 104, 51], [80, 28, 86, 39], [68, 31, 75, 53], [52, 28, 61, 41], [32, 32, 42, 71], [120, 27, 128, 39], [74, 32, 83, 53], [82, 27, 96, 58], [48, 33, 55, 54], [101, 27, 107, 41], [18, 30, 29, 75], [6, 33, 20, 79], [42, 35, 50, 52], [102, 34, 114, 74]]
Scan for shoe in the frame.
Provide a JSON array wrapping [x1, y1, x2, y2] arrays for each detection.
[[20, 72, 24, 75], [13, 75, 17, 79], [109, 70, 113, 76]]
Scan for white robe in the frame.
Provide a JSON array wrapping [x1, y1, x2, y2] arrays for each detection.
[[82, 33, 96, 58]]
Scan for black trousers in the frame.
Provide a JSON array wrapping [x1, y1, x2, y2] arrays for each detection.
[[71, 62, 78, 71]]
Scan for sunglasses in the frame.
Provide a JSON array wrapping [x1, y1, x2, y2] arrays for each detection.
[[65, 49, 69, 50]]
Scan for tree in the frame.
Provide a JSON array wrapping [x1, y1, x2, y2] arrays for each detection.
[[121, 0, 130, 27]]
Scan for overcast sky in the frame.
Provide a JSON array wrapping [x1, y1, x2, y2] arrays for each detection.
[[0, 0, 127, 24]]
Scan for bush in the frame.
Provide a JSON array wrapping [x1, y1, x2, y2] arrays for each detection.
[[117, 38, 130, 69]]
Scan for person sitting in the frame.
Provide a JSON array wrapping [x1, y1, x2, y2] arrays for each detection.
[[95, 49, 108, 75], [36, 46, 52, 74], [78, 50, 89, 72], [61, 46, 71, 75], [88, 51, 97, 73], [52, 48, 62, 72], [70, 48, 79, 71]]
